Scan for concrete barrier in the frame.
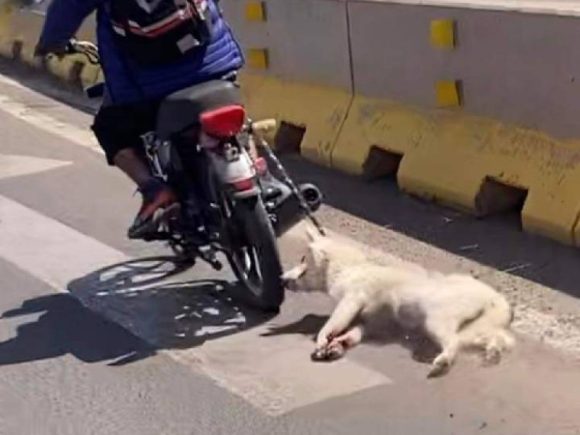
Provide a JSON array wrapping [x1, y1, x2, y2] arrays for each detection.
[[3, 0, 580, 246], [329, 1, 580, 244], [221, 0, 353, 165], [224, 0, 580, 246]]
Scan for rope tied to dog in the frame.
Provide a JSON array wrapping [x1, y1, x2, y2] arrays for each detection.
[[251, 120, 326, 237]]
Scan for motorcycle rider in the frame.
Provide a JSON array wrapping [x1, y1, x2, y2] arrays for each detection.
[[35, 0, 244, 239]]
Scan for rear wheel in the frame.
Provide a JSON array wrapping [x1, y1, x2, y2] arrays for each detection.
[[226, 196, 284, 311]]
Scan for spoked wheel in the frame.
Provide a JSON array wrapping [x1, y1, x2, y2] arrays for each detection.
[[226, 196, 284, 312]]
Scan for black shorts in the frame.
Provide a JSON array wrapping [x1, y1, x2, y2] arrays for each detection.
[[92, 99, 161, 165], [91, 73, 239, 165]]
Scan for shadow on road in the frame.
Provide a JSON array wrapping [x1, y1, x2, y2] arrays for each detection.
[[283, 156, 580, 300], [0, 256, 273, 367], [0, 293, 156, 366]]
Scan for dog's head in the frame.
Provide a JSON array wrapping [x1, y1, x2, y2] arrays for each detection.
[[282, 227, 329, 293]]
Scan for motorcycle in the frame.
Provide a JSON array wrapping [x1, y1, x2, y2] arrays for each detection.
[[63, 40, 324, 312]]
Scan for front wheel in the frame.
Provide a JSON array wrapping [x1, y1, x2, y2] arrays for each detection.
[[226, 196, 284, 311]]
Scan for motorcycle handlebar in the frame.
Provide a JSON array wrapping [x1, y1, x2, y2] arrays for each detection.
[[65, 39, 100, 65], [62, 39, 104, 98]]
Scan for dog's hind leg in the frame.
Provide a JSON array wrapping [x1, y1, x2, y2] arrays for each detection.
[[425, 318, 461, 378], [457, 301, 515, 364], [483, 329, 516, 364]]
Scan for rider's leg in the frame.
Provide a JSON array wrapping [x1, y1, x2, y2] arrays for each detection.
[[92, 101, 177, 238], [112, 147, 153, 187], [113, 148, 178, 238]]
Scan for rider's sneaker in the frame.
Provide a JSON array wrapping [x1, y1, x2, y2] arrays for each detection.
[[128, 178, 178, 239]]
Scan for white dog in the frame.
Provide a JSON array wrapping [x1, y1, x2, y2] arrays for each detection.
[[282, 229, 515, 377]]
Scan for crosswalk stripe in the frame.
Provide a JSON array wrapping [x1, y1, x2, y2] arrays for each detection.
[[0, 93, 103, 154], [0, 154, 72, 180], [0, 193, 391, 415]]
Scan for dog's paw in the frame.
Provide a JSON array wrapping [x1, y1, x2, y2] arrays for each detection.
[[483, 347, 502, 366], [315, 333, 332, 351], [311, 348, 330, 362], [311, 343, 345, 362], [428, 354, 451, 378]]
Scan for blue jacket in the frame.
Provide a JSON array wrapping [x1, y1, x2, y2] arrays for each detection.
[[39, 0, 244, 104]]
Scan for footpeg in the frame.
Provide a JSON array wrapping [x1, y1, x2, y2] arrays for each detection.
[[199, 246, 223, 270]]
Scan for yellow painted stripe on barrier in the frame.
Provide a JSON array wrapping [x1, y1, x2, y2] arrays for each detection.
[[430, 19, 455, 49], [239, 72, 351, 166], [246, 48, 268, 70], [245, 1, 266, 22], [436, 80, 461, 107]]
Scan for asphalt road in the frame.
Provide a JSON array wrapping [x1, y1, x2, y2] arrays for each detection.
[[0, 62, 579, 435]]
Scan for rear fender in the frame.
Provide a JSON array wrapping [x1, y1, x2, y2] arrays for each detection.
[[208, 147, 260, 198]]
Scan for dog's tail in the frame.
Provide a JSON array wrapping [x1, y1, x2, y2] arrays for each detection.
[[458, 296, 515, 362]]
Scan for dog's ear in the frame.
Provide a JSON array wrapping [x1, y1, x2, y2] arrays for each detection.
[[281, 262, 307, 281], [305, 225, 322, 243], [310, 243, 328, 268]]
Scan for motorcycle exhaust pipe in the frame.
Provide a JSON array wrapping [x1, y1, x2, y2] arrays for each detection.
[[266, 182, 323, 236], [299, 183, 323, 213]]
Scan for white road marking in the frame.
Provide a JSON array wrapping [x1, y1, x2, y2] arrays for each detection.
[[0, 93, 103, 155], [0, 194, 390, 415], [0, 154, 72, 180], [0, 194, 127, 289]]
